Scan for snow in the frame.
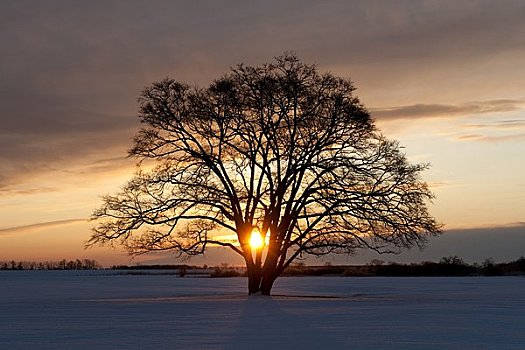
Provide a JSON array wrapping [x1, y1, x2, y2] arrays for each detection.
[[1, 271, 524, 349]]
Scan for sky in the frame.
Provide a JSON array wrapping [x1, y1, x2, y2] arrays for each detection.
[[1, 0, 524, 266]]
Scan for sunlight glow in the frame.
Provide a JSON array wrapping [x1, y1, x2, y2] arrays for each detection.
[[249, 227, 264, 250]]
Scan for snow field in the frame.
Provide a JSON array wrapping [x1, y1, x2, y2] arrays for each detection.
[[1, 271, 524, 349]]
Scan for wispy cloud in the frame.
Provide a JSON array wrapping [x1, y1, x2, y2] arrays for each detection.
[[455, 133, 525, 143], [0, 187, 59, 196], [451, 116, 525, 143], [371, 99, 524, 120], [463, 119, 525, 129], [0, 219, 87, 237], [428, 181, 463, 189]]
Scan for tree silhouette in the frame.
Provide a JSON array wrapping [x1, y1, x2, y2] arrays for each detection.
[[89, 54, 441, 295]]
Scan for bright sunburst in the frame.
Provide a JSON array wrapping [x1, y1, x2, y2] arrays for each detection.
[[249, 227, 264, 250]]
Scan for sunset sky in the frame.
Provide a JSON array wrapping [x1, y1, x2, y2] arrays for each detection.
[[1, 0, 524, 266]]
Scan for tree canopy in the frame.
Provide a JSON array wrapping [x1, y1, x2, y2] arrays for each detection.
[[89, 54, 441, 294]]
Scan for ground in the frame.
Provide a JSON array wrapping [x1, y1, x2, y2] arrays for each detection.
[[1, 271, 524, 349]]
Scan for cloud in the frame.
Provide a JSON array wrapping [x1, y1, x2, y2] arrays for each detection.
[[1, 187, 59, 196], [461, 119, 525, 130], [0, 219, 87, 237], [348, 223, 525, 264], [0, 126, 137, 193], [447, 116, 525, 143], [370, 100, 524, 120], [456, 133, 525, 143], [1, 1, 525, 195], [427, 181, 463, 189]]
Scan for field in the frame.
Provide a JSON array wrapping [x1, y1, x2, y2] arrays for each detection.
[[1, 271, 524, 349]]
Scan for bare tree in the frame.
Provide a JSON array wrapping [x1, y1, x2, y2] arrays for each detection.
[[89, 54, 441, 295]]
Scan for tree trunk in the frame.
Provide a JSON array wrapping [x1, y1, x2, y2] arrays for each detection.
[[246, 261, 263, 294], [246, 264, 278, 295], [245, 244, 279, 295], [248, 269, 261, 294], [260, 273, 276, 295]]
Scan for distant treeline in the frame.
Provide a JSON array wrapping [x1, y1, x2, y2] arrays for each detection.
[[283, 256, 525, 277], [0, 259, 101, 270], [3, 256, 525, 276], [111, 256, 525, 277], [112, 264, 201, 270], [112, 263, 241, 277]]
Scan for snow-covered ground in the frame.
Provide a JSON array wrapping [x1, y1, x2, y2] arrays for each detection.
[[1, 271, 524, 349]]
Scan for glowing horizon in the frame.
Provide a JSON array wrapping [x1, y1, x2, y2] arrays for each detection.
[[1, 1, 524, 265]]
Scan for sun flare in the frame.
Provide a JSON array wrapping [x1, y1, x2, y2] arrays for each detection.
[[249, 228, 264, 250]]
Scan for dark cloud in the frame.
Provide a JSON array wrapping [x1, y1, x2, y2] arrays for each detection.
[[0, 125, 136, 194], [371, 100, 524, 120], [1, 0, 525, 190], [423, 224, 525, 263], [348, 224, 525, 264]]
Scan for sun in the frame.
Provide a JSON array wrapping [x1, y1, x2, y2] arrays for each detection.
[[249, 227, 264, 250]]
